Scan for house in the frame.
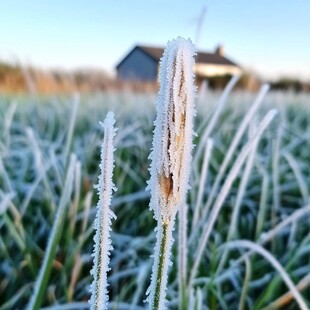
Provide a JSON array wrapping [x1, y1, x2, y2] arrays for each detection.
[[116, 44, 242, 81]]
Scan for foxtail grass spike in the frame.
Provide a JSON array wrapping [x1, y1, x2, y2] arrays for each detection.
[[146, 37, 196, 310], [89, 112, 117, 310]]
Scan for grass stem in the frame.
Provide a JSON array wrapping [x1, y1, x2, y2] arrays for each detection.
[[150, 221, 173, 310]]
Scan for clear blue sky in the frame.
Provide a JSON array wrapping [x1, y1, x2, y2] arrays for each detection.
[[1, 0, 309, 80]]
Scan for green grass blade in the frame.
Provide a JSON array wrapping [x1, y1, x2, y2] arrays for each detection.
[[64, 94, 79, 164], [26, 155, 76, 310]]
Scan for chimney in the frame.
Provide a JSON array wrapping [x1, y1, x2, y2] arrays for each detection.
[[215, 44, 224, 56]]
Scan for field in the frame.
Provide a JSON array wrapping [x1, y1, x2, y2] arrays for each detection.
[[0, 87, 310, 309]]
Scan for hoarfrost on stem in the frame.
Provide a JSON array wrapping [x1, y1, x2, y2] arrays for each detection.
[[89, 112, 117, 310], [146, 37, 196, 310]]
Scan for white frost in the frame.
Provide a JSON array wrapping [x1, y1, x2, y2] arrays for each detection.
[[89, 112, 117, 310], [147, 37, 196, 224]]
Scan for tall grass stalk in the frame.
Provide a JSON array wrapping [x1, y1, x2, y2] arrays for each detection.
[[27, 154, 76, 310], [146, 37, 196, 310], [178, 203, 188, 310], [190, 109, 277, 284], [284, 152, 309, 204], [25, 127, 54, 212], [216, 124, 258, 274], [63, 94, 79, 165], [194, 75, 240, 165], [89, 112, 117, 310], [271, 126, 282, 254], [238, 256, 251, 310], [192, 138, 213, 228], [254, 162, 270, 239], [199, 84, 269, 225]]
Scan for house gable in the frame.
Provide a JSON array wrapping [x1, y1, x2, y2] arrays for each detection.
[[116, 46, 159, 81]]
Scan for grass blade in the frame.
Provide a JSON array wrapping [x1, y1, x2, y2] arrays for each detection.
[[27, 155, 76, 310]]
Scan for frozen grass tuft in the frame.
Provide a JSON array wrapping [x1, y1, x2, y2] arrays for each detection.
[[0, 79, 310, 309]]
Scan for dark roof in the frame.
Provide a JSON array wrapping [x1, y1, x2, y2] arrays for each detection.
[[138, 46, 164, 62], [196, 52, 237, 66], [116, 44, 239, 69]]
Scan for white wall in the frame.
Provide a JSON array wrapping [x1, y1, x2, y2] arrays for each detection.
[[195, 63, 242, 77]]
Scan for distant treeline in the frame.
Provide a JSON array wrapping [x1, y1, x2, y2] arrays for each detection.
[[0, 61, 114, 93], [0, 61, 309, 93]]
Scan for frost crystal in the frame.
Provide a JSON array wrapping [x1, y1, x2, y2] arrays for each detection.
[[146, 37, 196, 310], [89, 112, 117, 310], [147, 37, 196, 223]]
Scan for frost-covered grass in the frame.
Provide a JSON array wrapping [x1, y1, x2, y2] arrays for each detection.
[[0, 88, 310, 310]]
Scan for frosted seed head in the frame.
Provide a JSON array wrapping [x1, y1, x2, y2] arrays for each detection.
[[148, 37, 196, 222], [100, 111, 116, 129]]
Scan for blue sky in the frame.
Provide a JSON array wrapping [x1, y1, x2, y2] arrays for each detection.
[[1, 0, 309, 80]]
